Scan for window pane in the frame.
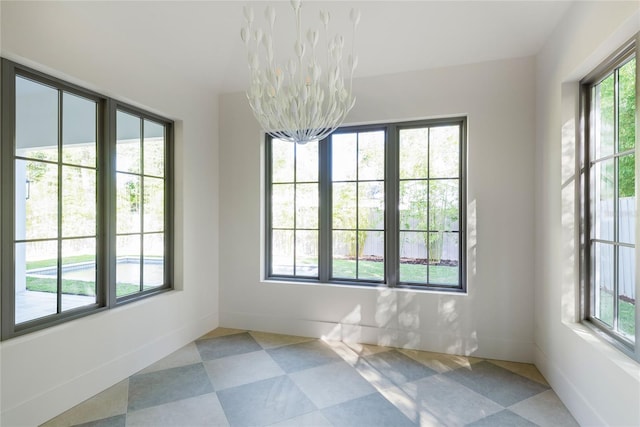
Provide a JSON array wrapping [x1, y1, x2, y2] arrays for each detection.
[[144, 120, 165, 177], [358, 181, 384, 230], [143, 233, 165, 289], [592, 242, 614, 326], [117, 173, 141, 234], [272, 230, 294, 275], [429, 180, 459, 231], [618, 245, 635, 340], [618, 154, 635, 245], [429, 232, 459, 286], [296, 140, 318, 182], [144, 177, 165, 233], [16, 76, 58, 161], [18, 159, 58, 240], [272, 138, 294, 183], [592, 159, 614, 240], [62, 92, 96, 167], [116, 111, 141, 173], [430, 126, 459, 178], [399, 128, 428, 179], [595, 74, 615, 159], [358, 131, 385, 181], [399, 181, 428, 231], [400, 231, 428, 283], [428, 232, 443, 267], [332, 133, 357, 181], [618, 57, 636, 152], [117, 235, 141, 297], [296, 183, 318, 229], [296, 230, 318, 277], [61, 238, 96, 312], [272, 184, 294, 229], [333, 230, 357, 279], [332, 182, 357, 229], [62, 166, 96, 238], [358, 230, 384, 281], [16, 240, 58, 324]]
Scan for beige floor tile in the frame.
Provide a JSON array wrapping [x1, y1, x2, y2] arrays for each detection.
[[509, 389, 579, 426], [41, 380, 129, 427], [125, 392, 229, 426], [249, 331, 313, 349], [136, 342, 202, 375], [343, 341, 390, 357], [324, 340, 388, 367], [398, 348, 483, 374], [488, 359, 549, 386], [198, 327, 245, 340]]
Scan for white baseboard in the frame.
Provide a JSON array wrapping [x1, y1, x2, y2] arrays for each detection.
[[1, 313, 218, 427], [533, 344, 604, 426], [220, 310, 533, 362]]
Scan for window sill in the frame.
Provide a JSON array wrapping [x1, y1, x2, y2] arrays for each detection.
[[564, 321, 640, 373], [261, 278, 468, 296]]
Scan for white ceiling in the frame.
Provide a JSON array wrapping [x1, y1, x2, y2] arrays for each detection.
[[1, 1, 574, 94]]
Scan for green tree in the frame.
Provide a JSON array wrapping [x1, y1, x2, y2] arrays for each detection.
[[618, 58, 635, 198], [399, 127, 459, 265], [599, 57, 635, 198]]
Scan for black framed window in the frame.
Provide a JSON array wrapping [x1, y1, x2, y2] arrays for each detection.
[[1, 59, 173, 339], [331, 129, 386, 282], [581, 36, 638, 359], [267, 138, 319, 277], [266, 118, 466, 291], [114, 108, 170, 300]]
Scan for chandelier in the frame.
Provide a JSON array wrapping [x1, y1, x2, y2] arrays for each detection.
[[241, 0, 360, 144]]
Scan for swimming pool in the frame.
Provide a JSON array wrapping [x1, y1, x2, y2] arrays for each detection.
[[27, 258, 164, 285]]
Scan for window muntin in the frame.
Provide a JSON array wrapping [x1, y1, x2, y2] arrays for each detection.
[[269, 139, 320, 277], [14, 76, 99, 324], [583, 43, 637, 353], [115, 112, 168, 298], [1, 59, 173, 339], [331, 130, 385, 282], [398, 125, 461, 287], [266, 118, 466, 291]]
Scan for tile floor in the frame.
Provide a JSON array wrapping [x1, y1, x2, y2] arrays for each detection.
[[42, 328, 579, 427]]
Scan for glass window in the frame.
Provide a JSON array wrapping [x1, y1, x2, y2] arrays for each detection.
[[1, 59, 173, 339], [582, 42, 638, 357], [116, 112, 169, 298], [331, 130, 385, 282], [269, 139, 319, 277], [266, 118, 466, 291], [399, 125, 460, 286], [13, 77, 98, 325]]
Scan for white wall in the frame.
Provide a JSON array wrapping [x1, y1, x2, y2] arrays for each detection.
[[0, 3, 220, 425], [219, 56, 537, 363], [534, 1, 640, 426]]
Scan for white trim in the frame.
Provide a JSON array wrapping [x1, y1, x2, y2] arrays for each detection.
[[0, 313, 217, 426]]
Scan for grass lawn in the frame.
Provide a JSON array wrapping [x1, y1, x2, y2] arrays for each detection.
[[332, 259, 458, 285], [25, 256, 161, 297], [26, 277, 140, 297], [26, 255, 95, 270], [597, 289, 636, 337]]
